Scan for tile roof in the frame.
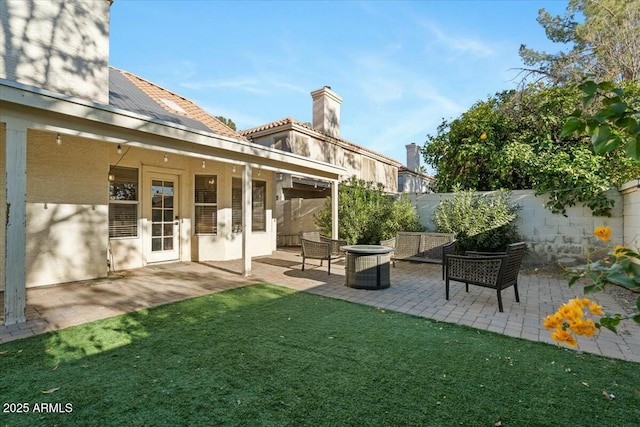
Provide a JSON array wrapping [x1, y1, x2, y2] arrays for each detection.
[[109, 67, 246, 140], [240, 117, 402, 166]]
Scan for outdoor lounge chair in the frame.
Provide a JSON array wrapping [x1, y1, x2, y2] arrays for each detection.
[[444, 242, 526, 312], [380, 232, 456, 279]]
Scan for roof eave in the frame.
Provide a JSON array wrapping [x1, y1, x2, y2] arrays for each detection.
[[0, 80, 345, 179]]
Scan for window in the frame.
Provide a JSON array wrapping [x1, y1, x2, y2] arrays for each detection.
[[252, 180, 266, 231], [109, 166, 138, 238], [231, 178, 267, 232], [232, 178, 243, 233], [194, 175, 217, 235]]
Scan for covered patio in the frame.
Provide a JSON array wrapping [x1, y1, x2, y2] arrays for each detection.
[[1, 249, 639, 363]]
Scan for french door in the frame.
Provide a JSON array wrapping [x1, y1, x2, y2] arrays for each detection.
[[147, 173, 180, 263]]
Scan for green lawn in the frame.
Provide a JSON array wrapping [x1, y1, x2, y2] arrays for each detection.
[[1, 284, 638, 426]]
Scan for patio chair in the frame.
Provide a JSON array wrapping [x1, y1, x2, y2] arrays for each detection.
[[444, 242, 526, 312], [299, 231, 347, 257], [300, 238, 343, 275]]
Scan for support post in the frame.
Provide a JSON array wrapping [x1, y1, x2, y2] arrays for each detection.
[[242, 165, 252, 276], [331, 179, 339, 240], [4, 120, 27, 325]]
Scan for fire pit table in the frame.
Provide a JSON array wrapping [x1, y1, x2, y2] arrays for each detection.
[[341, 245, 393, 289]]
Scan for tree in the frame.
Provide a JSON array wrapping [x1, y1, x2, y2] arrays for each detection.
[[215, 116, 237, 131], [547, 82, 640, 344], [519, 0, 640, 85], [423, 83, 640, 216], [315, 177, 423, 245], [562, 79, 640, 159]]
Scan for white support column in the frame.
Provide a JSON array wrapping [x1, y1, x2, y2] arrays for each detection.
[[242, 165, 252, 276], [331, 179, 339, 240], [4, 120, 27, 325]]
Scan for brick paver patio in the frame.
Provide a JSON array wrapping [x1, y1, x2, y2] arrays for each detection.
[[1, 249, 639, 363]]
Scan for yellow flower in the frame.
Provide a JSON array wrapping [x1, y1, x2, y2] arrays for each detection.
[[593, 226, 611, 242], [559, 301, 583, 321], [588, 301, 604, 316], [543, 313, 563, 330], [551, 327, 578, 347], [570, 318, 597, 337], [480, 132, 487, 140]]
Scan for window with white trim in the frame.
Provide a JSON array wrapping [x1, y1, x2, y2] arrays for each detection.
[[194, 175, 217, 235], [109, 166, 138, 238]]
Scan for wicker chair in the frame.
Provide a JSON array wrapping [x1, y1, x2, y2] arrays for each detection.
[[444, 242, 526, 312], [299, 231, 347, 258], [300, 238, 343, 275]]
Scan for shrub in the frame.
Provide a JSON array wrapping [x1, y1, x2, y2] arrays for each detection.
[[315, 177, 423, 244], [433, 188, 521, 252]]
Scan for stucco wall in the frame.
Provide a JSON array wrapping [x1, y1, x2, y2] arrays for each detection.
[[409, 189, 624, 262], [0, 123, 6, 292], [192, 164, 276, 261], [0, 0, 111, 104], [276, 198, 326, 245], [23, 135, 277, 286], [26, 130, 109, 287], [251, 130, 398, 193]]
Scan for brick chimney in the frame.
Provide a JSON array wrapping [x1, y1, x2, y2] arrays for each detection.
[[311, 86, 342, 138], [406, 143, 421, 172]]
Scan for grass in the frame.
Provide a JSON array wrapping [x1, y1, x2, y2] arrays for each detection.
[[1, 284, 639, 426]]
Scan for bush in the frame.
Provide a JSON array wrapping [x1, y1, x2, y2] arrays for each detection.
[[433, 188, 521, 252], [315, 177, 423, 244]]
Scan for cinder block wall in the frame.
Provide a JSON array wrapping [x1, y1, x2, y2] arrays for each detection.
[[621, 181, 640, 249], [409, 189, 625, 262]]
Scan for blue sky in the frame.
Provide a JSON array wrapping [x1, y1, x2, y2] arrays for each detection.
[[110, 0, 569, 166]]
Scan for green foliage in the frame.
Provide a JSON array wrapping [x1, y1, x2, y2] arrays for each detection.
[[562, 80, 640, 161], [423, 83, 640, 216], [315, 176, 422, 244], [560, 80, 640, 329], [215, 115, 237, 131], [433, 189, 521, 252], [519, 0, 640, 84]]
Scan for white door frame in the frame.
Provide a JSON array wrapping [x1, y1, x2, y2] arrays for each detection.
[[143, 166, 184, 264]]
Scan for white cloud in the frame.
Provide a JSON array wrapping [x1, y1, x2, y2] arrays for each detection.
[[181, 78, 267, 95], [419, 19, 495, 58]]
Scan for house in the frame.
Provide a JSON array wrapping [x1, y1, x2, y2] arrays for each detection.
[[398, 143, 434, 193], [0, 0, 343, 325], [240, 86, 402, 199], [239, 86, 403, 244]]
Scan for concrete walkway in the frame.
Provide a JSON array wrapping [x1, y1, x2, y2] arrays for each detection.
[[1, 250, 639, 363]]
